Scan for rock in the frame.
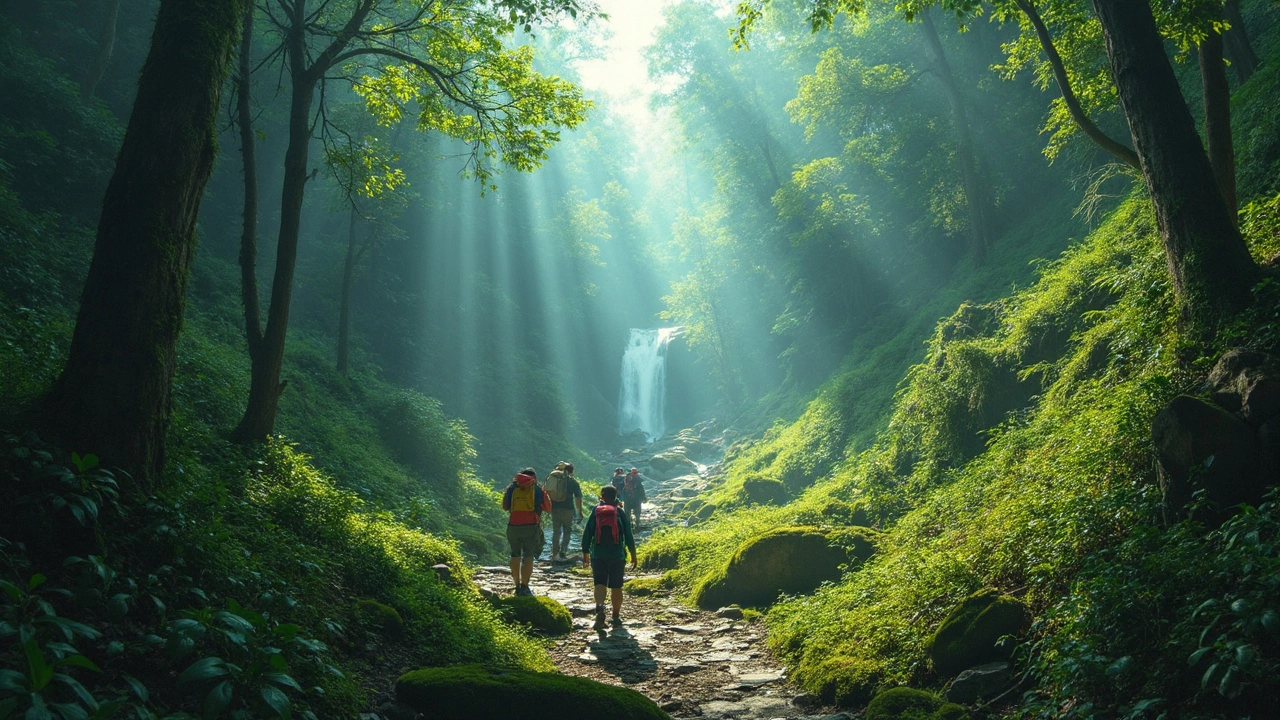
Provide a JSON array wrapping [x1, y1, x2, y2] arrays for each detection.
[[739, 476, 789, 506], [671, 663, 703, 675], [865, 688, 969, 720], [927, 588, 1031, 677], [489, 595, 574, 635], [734, 672, 783, 686], [716, 605, 745, 620], [378, 702, 420, 720], [397, 665, 668, 720], [665, 623, 705, 634], [353, 598, 404, 636], [818, 500, 870, 526], [650, 452, 699, 477], [692, 526, 850, 609], [944, 661, 1012, 704], [431, 563, 452, 581], [1152, 395, 1263, 524], [791, 693, 820, 709], [1206, 349, 1280, 423], [681, 439, 721, 463], [659, 699, 684, 712], [568, 604, 597, 617], [698, 696, 793, 720]]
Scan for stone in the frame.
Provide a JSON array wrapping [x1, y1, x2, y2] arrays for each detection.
[[1153, 395, 1263, 524], [945, 661, 1012, 704], [671, 663, 704, 675], [717, 605, 746, 620], [1207, 349, 1280, 423], [739, 476, 789, 506], [650, 452, 699, 478], [692, 526, 850, 609], [397, 665, 668, 720], [734, 672, 783, 686], [490, 595, 573, 635], [790, 693, 820, 709], [865, 688, 968, 720], [698, 696, 793, 720], [927, 588, 1031, 677], [659, 700, 685, 712], [666, 623, 705, 634]]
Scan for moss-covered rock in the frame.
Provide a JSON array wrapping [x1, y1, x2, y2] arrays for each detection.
[[865, 688, 969, 720], [639, 545, 680, 570], [739, 476, 789, 506], [354, 598, 404, 636], [927, 588, 1031, 676], [396, 665, 669, 720], [796, 654, 882, 708], [623, 576, 666, 596], [692, 526, 847, 609], [490, 595, 573, 635], [827, 526, 879, 565]]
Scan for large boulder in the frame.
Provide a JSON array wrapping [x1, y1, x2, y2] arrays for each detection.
[[739, 476, 790, 506], [1152, 395, 1262, 524], [927, 588, 1030, 677], [489, 595, 573, 635], [692, 526, 849, 609], [865, 688, 968, 720], [1206, 349, 1280, 424], [649, 451, 698, 478], [396, 665, 669, 720]]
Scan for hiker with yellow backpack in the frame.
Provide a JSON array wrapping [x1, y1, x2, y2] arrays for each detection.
[[544, 461, 584, 562], [502, 467, 552, 596]]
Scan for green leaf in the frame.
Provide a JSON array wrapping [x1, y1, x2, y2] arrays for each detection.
[[25, 692, 53, 720], [28, 575, 47, 591], [54, 673, 98, 710], [1201, 662, 1220, 690], [178, 657, 229, 684], [259, 686, 290, 719], [50, 702, 89, 720], [272, 625, 299, 642], [24, 636, 54, 691], [58, 656, 100, 673], [1218, 665, 1240, 696], [262, 673, 302, 692], [203, 680, 233, 718], [1188, 646, 1213, 666], [0, 668, 28, 693], [122, 675, 149, 703]]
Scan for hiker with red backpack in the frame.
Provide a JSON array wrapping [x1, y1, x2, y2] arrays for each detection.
[[545, 461, 584, 562], [581, 484, 637, 630], [502, 467, 551, 596]]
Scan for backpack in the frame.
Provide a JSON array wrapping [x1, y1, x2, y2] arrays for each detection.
[[507, 483, 546, 516], [595, 504, 621, 546], [545, 470, 569, 503], [624, 474, 644, 498]]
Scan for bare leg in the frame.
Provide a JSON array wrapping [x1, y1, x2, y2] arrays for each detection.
[[521, 557, 534, 586], [610, 587, 623, 618], [509, 557, 520, 591], [594, 584, 607, 605]]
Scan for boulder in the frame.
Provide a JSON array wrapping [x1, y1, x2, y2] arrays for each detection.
[[927, 588, 1030, 677], [944, 661, 1012, 704], [681, 439, 722, 463], [649, 452, 698, 478], [396, 665, 669, 720], [715, 605, 745, 620], [489, 595, 573, 635], [692, 526, 847, 609], [739, 477, 789, 506], [354, 598, 404, 636], [827, 527, 880, 566], [796, 654, 881, 708], [865, 688, 969, 720], [1152, 395, 1263, 524], [1206, 349, 1280, 423]]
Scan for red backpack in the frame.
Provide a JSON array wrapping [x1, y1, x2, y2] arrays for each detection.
[[595, 504, 621, 545]]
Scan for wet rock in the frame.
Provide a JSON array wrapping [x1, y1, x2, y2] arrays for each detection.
[[945, 661, 1012, 704], [716, 606, 745, 620], [790, 693, 819, 709], [650, 452, 699, 478], [659, 699, 685, 713]]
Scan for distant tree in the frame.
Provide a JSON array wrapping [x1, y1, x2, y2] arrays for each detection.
[[231, 0, 591, 442], [45, 0, 243, 485]]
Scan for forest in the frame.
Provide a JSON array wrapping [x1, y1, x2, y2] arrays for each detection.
[[1, 0, 1279, 717]]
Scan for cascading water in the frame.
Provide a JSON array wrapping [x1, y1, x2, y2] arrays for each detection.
[[618, 327, 680, 442]]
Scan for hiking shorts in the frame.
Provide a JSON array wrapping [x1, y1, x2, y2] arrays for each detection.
[[591, 556, 626, 589], [507, 523, 543, 560]]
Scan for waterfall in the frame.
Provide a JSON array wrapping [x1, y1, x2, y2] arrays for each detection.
[[618, 327, 680, 442]]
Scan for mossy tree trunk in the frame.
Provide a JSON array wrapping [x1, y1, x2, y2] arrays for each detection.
[[921, 10, 993, 264], [1199, 28, 1236, 221], [1223, 0, 1259, 85], [1089, 0, 1258, 330], [46, 0, 243, 486]]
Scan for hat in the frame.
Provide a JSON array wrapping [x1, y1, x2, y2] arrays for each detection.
[[629, 468, 638, 474]]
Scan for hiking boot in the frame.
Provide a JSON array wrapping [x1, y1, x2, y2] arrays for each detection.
[[611, 616, 623, 628], [593, 606, 606, 631], [517, 585, 533, 597]]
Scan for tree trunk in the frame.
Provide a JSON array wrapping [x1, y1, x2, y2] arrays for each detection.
[[921, 10, 992, 264], [1199, 28, 1236, 222], [336, 207, 357, 376], [46, 0, 242, 485], [236, 1, 263, 362], [233, 50, 316, 442], [1223, 0, 1259, 85], [80, 0, 121, 100], [1014, 0, 1138, 168], [1090, 0, 1258, 329]]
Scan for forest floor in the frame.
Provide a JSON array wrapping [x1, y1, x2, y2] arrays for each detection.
[[468, 450, 852, 720]]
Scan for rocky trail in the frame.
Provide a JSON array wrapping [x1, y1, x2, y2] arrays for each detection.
[[467, 427, 853, 720]]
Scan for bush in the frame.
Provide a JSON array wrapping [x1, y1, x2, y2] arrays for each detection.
[[396, 665, 670, 720], [491, 595, 574, 635]]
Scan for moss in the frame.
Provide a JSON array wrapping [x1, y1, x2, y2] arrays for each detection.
[[927, 588, 1030, 676], [796, 654, 882, 707], [354, 598, 404, 636], [865, 688, 969, 720], [827, 526, 880, 565], [639, 546, 680, 570], [490, 595, 573, 635], [396, 665, 670, 720], [624, 576, 666, 596], [818, 499, 870, 526], [692, 526, 847, 609], [739, 476, 790, 506]]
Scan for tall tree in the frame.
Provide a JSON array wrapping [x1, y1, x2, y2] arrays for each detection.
[[45, 0, 243, 485], [1200, 22, 1235, 219], [1222, 0, 1260, 84], [232, 0, 589, 441], [80, 0, 122, 100], [1089, 0, 1257, 326]]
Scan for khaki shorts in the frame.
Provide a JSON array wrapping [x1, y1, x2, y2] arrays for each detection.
[[506, 523, 544, 559]]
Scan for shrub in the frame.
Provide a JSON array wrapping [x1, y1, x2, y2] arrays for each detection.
[[396, 665, 670, 720]]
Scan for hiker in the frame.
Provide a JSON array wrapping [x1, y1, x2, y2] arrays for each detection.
[[622, 467, 646, 530], [545, 461, 584, 562], [581, 484, 637, 630], [610, 467, 626, 493], [502, 467, 551, 596]]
